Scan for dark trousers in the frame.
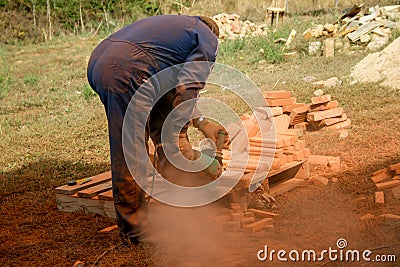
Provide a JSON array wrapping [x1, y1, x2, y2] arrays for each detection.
[[87, 38, 162, 240]]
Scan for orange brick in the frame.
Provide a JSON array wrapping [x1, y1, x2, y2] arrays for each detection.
[[375, 191, 384, 206], [278, 134, 296, 147], [273, 114, 290, 132], [292, 150, 305, 161], [223, 221, 241, 232], [311, 94, 332, 105], [324, 119, 351, 131], [294, 140, 306, 150], [242, 218, 274, 232], [267, 97, 296, 107], [283, 145, 296, 154], [230, 203, 242, 210], [263, 90, 291, 99], [283, 103, 307, 113], [388, 162, 400, 171], [376, 180, 400, 190], [241, 217, 255, 227], [371, 169, 392, 183], [307, 108, 344, 121], [320, 113, 348, 127], [303, 148, 311, 158], [309, 100, 339, 112], [294, 122, 309, 131], [231, 212, 243, 222], [373, 168, 388, 176]]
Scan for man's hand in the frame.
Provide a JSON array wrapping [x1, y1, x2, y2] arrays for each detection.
[[178, 132, 195, 160], [195, 118, 225, 142]]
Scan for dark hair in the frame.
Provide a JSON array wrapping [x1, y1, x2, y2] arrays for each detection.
[[197, 16, 219, 38]]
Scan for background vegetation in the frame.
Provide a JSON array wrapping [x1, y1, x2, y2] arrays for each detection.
[[1, 0, 399, 43]]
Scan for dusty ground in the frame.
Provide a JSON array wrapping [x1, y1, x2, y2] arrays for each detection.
[[1, 17, 400, 266]]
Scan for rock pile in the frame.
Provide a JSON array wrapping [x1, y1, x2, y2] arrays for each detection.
[[212, 13, 269, 39], [303, 4, 400, 52]]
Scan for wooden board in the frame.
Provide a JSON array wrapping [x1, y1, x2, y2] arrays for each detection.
[[77, 181, 112, 198], [55, 171, 112, 195]]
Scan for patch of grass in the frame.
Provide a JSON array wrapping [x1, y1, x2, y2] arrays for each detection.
[[23, 74, 38, 86], [0, 68, 12, 100], [83, 83, 97, 99]]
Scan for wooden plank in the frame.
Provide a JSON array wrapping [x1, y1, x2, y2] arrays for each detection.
[[77, 181, 112, 198], [347, 21, 381, 42], [55, 171, 112, 195]]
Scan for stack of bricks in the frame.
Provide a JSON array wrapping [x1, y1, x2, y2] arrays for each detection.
[[215, 203, 280, 233], [263, 90, 310, 130], [371, 162, 400, 206], [222, 104, 310, 173], [306, 94, 351, 131]]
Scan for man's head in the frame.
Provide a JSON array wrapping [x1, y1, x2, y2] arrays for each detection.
[[197, 16, 219, 38]]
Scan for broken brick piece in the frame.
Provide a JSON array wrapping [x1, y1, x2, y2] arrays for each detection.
[[309, 100, 339, 112], [375, 180, 400, 190], [273, 114, 290, 132], [307, 108, 344, 122], [323, 119, 352, 131], [283, 103, 307, 113], [303, 148, 311, 158], [375, 191, 384, 206], [223, 221, 241, 232], [320, 113, 348, 127], [263, 90, 291, 99], [311, 94, 332, 105], [266, 97, 296, 107], [294, 122, 309, 131], [241, 217, 256, 227], [242, 218, 274, 232], [371, 169, 392, 184], [231, 212, 242, 222], [388, 162, 400, 171]]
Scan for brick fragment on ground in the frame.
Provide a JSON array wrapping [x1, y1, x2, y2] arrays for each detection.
[[371, 169, 392, 183], [309, 100, 339, 112], [307, 107, 344, 121], [375, 191, 384, 206], [311, 94, 332, 105], [242, 218, 274, 232]]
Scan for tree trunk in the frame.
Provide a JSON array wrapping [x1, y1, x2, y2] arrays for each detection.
[[46, 0, 52, 40]]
